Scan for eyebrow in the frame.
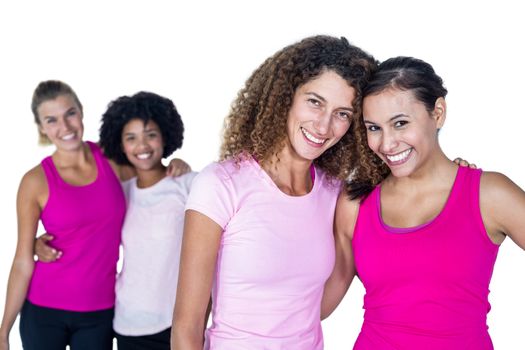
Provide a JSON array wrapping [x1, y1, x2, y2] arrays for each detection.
[[363, 114, 409, 124], [123, 127, 159, 136], [305, 92, 354, 112], [144, 127, 160, 133]]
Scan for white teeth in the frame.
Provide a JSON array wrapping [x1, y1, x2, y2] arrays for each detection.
[[61, 133, 75, 141], [301, 128, 326, 145], [137, 153, 152, 160], [386, 148, 412, 162]]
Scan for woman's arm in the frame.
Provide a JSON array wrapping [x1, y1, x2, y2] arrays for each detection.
[[321, 192, 360, 319], [171, 209, 222, 349], [480, 172, 525, 248], [0, 168, 45, 349], [107, 157, 191, 182]]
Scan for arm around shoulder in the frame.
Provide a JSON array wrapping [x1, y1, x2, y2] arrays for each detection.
[[321, 191, 361, 319], [480, 171, 525, 249]]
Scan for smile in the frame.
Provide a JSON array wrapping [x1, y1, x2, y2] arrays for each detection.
[[61, 133, 75, 141], [384, 148, 412, 164], [136, 152, 153, 160], [301, 127, 326, 145]]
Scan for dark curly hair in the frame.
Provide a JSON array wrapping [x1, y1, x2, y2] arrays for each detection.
[[346, 56, 448, 199], [220, 35, 378, 181], [31, 80, 83, 145], [99, 91, 184, 165]]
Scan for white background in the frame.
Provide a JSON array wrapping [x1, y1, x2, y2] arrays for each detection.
[[0, 1, 524, 349]]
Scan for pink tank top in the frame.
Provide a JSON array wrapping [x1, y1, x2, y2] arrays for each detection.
[[352, 166, 499, 350], [27, 141, 125, 311]]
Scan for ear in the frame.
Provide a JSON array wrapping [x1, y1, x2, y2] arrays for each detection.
[[432, 97, 446, 130]]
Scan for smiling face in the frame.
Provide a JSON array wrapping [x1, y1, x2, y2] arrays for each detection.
[[121, 119, 164, 172], [363, 88, 446, 178], [36, 94, 84, 151], [285, 70, 356, 161]]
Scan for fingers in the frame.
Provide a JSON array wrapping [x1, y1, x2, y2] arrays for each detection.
[[40, 233, 54, 242], [167, 158, 192, 177], [34, 234, 62, 262], [453, 157, 465, 165], [36, 247, 62, 262], [453, 157, 478, 169]]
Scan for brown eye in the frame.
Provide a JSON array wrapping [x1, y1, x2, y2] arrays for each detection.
[[336, 111, 350, 120], [308, 98, 321, 106], [394, 120, 409, 128]]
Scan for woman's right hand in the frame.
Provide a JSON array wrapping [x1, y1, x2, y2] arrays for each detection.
[[34, 233, 62, 262], [0, 333, 10, 350]]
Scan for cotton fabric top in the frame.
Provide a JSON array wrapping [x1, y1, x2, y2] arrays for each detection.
[[352, 166, 499, 350], [113, 172, 197, 336], [186, 157, 340, 350], [27, 141, 126, 311]]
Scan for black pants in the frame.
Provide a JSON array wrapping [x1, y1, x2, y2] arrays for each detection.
[[19, 300, 114, 350], [115, 327, 170, 350]]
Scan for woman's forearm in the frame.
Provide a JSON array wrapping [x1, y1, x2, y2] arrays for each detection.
[[0, 258, 34, 339]]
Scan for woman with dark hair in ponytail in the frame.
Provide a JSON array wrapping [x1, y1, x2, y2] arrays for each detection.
[[322, 57, 525, 349]]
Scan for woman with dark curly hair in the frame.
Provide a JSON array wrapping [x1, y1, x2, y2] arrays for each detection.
[[172, 35, 377, 349], [99, 91, 196, 350], [322, 57, 525, 349]]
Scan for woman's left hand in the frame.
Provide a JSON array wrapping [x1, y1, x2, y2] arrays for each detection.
[[454, 157, 477, 169], [167, 158, 192, 177]]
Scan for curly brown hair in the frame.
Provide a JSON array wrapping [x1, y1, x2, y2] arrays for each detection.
[[346, 115, 390, 199], [220, 35, 378, 182]]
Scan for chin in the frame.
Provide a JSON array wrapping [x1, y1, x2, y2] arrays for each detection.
[[389, 166, 416, 178]]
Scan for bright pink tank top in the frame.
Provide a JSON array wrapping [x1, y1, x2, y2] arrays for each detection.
[[352, 166, 499, 349], [27, 141, 125, 311]]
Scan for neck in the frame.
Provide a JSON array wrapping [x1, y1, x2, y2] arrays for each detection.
[[261, 146, 313, 196], [136, 165, 167, 189], [385, 147, 456, 192], [52, 142, 89, 167]]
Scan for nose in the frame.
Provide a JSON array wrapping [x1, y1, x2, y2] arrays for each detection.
[[58, 117, 72, 132], [137, 135, 150, 149], [380, 129, 398, 153], [314, 111, 332, 135]]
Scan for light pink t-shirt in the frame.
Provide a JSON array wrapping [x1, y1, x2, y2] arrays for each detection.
[[186, 158, 340, 350]]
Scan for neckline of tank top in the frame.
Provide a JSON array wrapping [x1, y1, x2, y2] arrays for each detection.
[[377, 165, 463, 234], [47, 141, 101, 188]]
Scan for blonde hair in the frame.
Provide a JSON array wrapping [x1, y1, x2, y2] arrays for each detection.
[[31, 80, 83, 145]]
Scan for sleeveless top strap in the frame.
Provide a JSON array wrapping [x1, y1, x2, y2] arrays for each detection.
[[40, 155, 60, 189]]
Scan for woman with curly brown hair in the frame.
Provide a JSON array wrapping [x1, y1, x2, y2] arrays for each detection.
[[172, 35, 377, 349]]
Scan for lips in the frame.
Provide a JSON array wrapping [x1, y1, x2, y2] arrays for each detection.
[[384, 148, 412, 165], [301, 127, 327, 145], [136, 152, 153, 160], [60, 133, 75, 141]]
